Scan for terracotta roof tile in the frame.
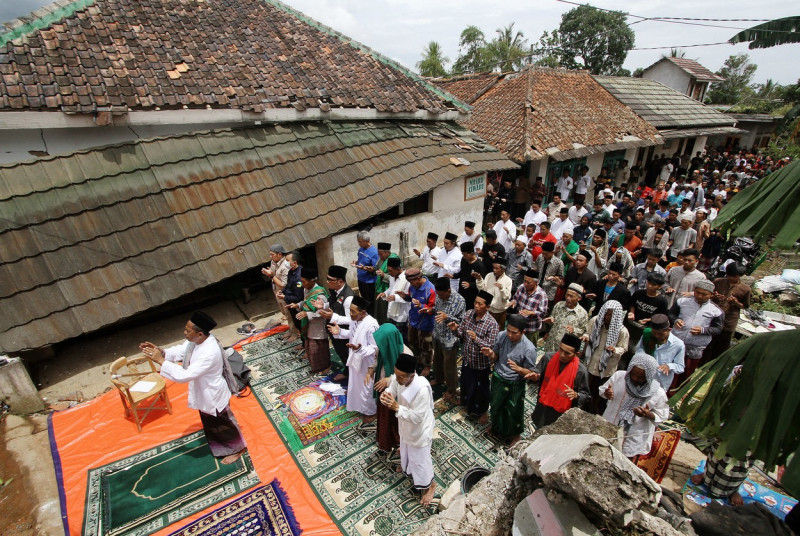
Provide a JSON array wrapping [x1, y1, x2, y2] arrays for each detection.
[[0, 0, 465, 114], [659, 57, 725, 83], [433, 68, 662, 163]]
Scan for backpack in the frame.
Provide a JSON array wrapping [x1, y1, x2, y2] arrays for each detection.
[[219, 345, 252, 396]]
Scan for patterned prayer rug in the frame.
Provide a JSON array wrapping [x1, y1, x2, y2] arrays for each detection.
[[168, 479, 301, 536], [635, 429, 681, 483], [684, 460, 798, 521], [239, 332, 539, 536], [82, 431, 260, 536]]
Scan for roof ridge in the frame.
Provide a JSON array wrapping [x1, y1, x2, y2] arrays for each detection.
[[262, 0, 470, 113], [0, 0, 95, 47], [523, 66, 534, 162]]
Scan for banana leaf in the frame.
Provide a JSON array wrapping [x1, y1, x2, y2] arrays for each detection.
[[729, 16, 800, 49], [712, 160, 800, 249], [670, 330, 800, 496]]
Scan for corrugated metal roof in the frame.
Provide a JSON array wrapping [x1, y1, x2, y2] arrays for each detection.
[[593, 76, 736, 129], [0, 121, 517, 352]]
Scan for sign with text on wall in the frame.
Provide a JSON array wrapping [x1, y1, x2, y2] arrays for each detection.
[[464, 173, 487, 201]]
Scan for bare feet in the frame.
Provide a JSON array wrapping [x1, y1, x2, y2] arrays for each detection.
[[690, 472, 705, 486], [442, 392, 454, 401], [477, 413, 489, 425], [420, 481, 437, 505], [729, 491, 744, 506], [396, 466, 404, 473], [221, 449, 246, 465], [285, 334, 299, 342]]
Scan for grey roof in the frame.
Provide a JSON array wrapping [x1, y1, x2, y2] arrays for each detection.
[[593, 76, 736, 130], [0, 121, 517, 352]]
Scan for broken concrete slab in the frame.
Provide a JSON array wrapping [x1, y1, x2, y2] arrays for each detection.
[[521, 433, 661, 527], [513, 488, 600, 536], [530, 408, 623, 449], [0, 357, 45, 414]]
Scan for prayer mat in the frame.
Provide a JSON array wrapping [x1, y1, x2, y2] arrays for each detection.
[[240, 331, 540, 535], [684, 460, 798, 521], [168, 479, 301, 536], [82, 431, 260, 536], [635, 429, 681, 483], [280, 376, 349, 425]]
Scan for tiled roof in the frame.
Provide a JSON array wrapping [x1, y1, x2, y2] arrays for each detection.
[[433, 73, 504, 105], [649, 57, 725, 83], [0, 121, 517, 352], [594, 76, 737, 129], [0, 0, 466, 114], [433, 68, 662, 163]]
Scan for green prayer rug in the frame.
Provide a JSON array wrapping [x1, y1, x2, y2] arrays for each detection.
[[242, 333, 539, 536], [82, 431, 260, 536]]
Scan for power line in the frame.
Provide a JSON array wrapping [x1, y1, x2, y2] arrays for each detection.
[[631, 42, 733, 51]]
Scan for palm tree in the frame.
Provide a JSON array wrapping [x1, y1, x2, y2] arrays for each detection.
[[729, 16, 800, 49], [667, 48, 686, 58], [488, 23, 529, 72], [416, 41, 449, 78]]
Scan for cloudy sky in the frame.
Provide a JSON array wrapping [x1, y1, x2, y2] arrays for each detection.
[[2, 0, 798, 84]]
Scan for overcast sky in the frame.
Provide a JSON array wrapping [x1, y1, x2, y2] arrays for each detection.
[[2, 0, 798, 85]]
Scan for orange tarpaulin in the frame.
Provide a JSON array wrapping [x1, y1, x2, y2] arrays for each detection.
[[49, 326, 340, 536]]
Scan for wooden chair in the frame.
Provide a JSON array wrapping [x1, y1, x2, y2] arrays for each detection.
[[109, 356, 172, 432]]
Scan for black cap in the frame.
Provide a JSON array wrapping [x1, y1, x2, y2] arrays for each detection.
[[485, 230, 497, 239], [492, 257, 507, 267], [328, 265, 348, 280], [444, 232, 458, 241], [377, 242, 391, 251], [524, 268, 539, 279], [395, 353, 416, 373], [434, 277, 451, 291], [301, 266, 318, 280], [541, 241, 555, 252], [351, 295, 370, 311], [464, 221, 476, 229], [460, 241, 475, 253], [476, 290, 494, 305], [561, 332, 581, 349], [190, 311, 217, 333], [387, 257, 402, 268], [427, 232, 439, 241], [608, 261, 624, 273], [578, 249, 592, 261]]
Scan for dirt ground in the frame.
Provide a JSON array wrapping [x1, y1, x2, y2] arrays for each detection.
[[0, 425, 36, 536]]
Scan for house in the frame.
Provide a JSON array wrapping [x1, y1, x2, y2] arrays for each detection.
[[707, 113, 783, 151], [0, 0, 517, 354], [433, 67, 663, 196], [593, 76, 744, 178], [641, 57, 725, 102]]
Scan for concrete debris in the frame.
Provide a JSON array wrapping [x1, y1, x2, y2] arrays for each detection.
[[521, 434, 661, 527], [530, 407, 622, 447], [512, 488, 600, 536]]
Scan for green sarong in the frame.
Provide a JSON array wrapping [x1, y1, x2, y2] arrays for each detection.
[[489, 371, 526, 437]]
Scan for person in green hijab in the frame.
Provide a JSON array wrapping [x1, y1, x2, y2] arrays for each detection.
[[372, 323, 407, 454]]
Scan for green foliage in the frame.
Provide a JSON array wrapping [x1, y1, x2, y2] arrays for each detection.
[[705, 54, 757, 105], [729, 16, 800, 49], [670, 329, 800, 496], [486, 23, 530, 73], [540, 5, 634, 75], [416, 41, 449, 77], [451, 26, 489, 75], [753, 293, 800, 317]]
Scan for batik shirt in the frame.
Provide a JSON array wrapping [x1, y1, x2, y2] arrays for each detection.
[[543, 301, 589, 354], [433, 292, 466, 349]]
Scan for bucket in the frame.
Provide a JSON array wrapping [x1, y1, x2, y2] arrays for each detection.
[[460, 466, 490, 494]]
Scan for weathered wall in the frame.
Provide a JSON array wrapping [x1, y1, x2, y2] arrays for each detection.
[[643, 63, 691, 96]]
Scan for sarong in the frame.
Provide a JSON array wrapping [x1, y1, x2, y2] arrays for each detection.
[[305, 337, 331, 373], [531, 401, 563, 429], [705, 451, 752, 499], [460, 365, 491, 417], [376, 400, 400, 452], [489, 372, 526, 437], [400, 442, 434, 489], [199, 406, 246, 457]]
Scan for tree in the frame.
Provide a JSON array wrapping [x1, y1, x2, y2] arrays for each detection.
[[416, 41, 449, 78], [729, 16, 800, 49], [452, 26, 488, 75], [705, 54, 757, 105], [541, 5, 634, 75], [663, 48, 686, 59], [486, 23, 529, 72]]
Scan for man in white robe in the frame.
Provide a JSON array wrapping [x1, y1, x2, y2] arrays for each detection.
[[492, 209, 517, 252], [600, 352, 669, 459], [433, 232, 463, 292], [142, 311, 247, 464], [380, 353, 437, 505], [329, 295, 379, 421]]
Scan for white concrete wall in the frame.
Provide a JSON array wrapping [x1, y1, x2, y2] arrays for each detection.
[[643, 63, 691, 95], [328, 175, 486, 288]]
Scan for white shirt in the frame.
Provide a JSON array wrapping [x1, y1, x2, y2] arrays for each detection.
[[522, 209, 548, 234], [557, 175, 574, 198], [336, 316, 379, 415], [437, 246, 463, 291], [575, 174, 591, 195], [547, 201, 567, 222], [418, 245, 442, 275], [386, 271, 411, 323], [458, 231, 484, 252], [388, 374, 434, 448], [161, 335, 230, 415], [550, 217, 573, 240], [600, 371, 669, 457], [493, 219, 517, 252], [568, 205, 588, 226]]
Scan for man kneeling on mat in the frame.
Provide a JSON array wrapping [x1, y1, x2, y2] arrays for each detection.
[[379, 353, 437, 506]]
